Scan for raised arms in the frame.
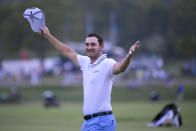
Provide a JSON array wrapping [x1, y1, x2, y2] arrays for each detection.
[[40, 27, 79, 67], [112, 41, 140, 74]]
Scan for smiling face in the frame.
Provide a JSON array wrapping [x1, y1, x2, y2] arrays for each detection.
[[85, 36, 104, 63]]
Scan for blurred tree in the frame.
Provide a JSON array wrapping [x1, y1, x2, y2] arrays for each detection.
[[166, 0, 196, 59], [0, 0, 84, 59], [178, 33, 196, 59], [0, 0, 195, 60], [115, 0, 170, 58]]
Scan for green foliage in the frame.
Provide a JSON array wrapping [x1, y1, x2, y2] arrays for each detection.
[[166, 0, 196, 59], [0, 0, 196, 59]]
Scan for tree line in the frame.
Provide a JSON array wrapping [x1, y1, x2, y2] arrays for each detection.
[[0, 0, 195, 60]]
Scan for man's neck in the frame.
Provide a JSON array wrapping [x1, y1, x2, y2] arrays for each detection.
[[90, 53, 103, 64]]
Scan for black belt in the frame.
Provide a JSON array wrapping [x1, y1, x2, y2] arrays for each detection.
[[84, 111, 113, 120]]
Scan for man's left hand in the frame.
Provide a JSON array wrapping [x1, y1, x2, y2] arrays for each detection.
[[129, 41, 141, 55]]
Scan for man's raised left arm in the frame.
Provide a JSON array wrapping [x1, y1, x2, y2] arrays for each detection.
[[112, 41, 140, 74]]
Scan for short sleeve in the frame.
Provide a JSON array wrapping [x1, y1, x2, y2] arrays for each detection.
[[77, 55, 90, 70], [107, 58, 117, 75]]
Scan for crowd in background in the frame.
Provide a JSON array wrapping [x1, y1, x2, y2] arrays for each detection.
[[1, 54, 195, 88], [181, 58, 196, 77], [1, 51, 192, 105]]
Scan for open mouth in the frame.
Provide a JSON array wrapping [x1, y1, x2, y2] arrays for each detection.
[[87, 52, 94, 55], [87, 50, 95, 54]]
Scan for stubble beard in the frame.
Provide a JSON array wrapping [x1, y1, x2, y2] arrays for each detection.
[[86, 49, 102, 62]]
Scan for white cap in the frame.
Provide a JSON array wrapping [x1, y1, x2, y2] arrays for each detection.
[[23, 7, 46, 32]]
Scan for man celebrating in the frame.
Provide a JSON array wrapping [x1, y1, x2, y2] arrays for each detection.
[[40, 27, 140, 131]]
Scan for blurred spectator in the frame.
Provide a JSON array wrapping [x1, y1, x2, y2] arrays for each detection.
[[62, 62, 74, 86], [1, 93, 9, 103], [166, 74, 174, 88], [150, 90, 161, 101], [156, 57, 164, 69], [192, 58, 196, 76], [1, 88, 21, 104], [182, 60, 192, 75], [152, 69, 159, 80], [143, 68, 151, 81], [136, 68, 144, 86], [0, 61, 4, 80], [181, 58, 196, 77], [43, 90, 60, 108], [19, 49, 28, 60], [30, 67, 42, 86], [159, 69, 168, 80], [177, 85, 184, 101], [9, 86, 21, 103], [20, 68, 29, 83], [1, 87, 22, 104]]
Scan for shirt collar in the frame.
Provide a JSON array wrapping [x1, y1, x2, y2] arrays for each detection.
[[90, 54, 107, 65]]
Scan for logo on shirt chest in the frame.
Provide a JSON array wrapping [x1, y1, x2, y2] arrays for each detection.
[[92, 70, 99, 74]]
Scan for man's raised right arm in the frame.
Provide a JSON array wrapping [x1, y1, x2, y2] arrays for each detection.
[[40, 27, 79, 67]]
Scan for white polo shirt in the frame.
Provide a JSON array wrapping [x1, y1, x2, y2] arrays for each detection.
[[77, 54, 117, 115]]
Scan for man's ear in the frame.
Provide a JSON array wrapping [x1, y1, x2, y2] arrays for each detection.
[[101, 43, 104, 49]]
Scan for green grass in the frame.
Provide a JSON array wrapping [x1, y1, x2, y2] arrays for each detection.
[[1, 85, 196, 102], [0, 101, 196, 131], [0, 85, 196, 131]]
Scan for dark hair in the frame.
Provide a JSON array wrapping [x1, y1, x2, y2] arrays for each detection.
[[87, 33, 103, 45]]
